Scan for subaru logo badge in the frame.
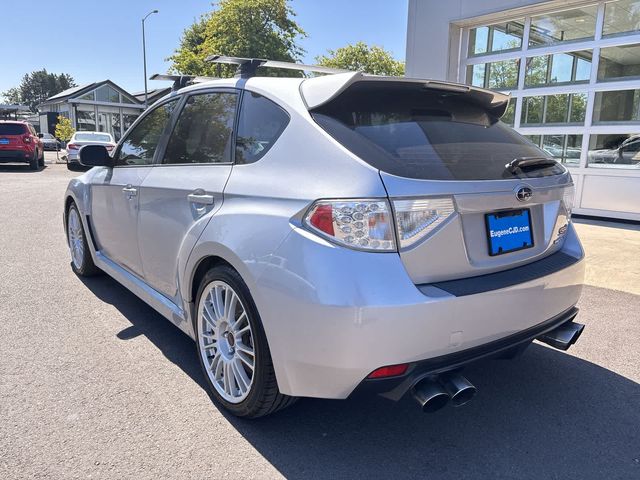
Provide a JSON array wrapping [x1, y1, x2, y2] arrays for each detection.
[[516, 186, 533, 202]]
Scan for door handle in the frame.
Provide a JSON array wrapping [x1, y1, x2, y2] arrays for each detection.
[[188, 190, 214, 205], [122, 185, 137, 197]]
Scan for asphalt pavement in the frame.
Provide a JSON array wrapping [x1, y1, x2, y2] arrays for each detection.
[[1, 161, 638, 480]]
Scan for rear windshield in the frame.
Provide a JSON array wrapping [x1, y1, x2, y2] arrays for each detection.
[[75, 133, 112, 142], [311, 82, 565, 180], [0, 123, 27, 135]]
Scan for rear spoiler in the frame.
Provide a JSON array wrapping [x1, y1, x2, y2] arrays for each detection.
[[300, 72, 511, 119]]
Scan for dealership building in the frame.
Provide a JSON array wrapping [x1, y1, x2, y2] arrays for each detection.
[[406, 0, 640, 221], [37, 81, 146, 142]]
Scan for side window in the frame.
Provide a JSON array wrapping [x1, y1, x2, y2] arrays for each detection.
[[236, 92, 289, 164], [162, 92, 237, 165], [115, 99, 178, 166]]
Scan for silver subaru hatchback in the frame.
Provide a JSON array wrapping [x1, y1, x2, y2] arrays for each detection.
[[64, 59, 585, 418]]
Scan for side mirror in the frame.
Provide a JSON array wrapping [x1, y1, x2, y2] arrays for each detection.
[[37, 133, 43, 138], [79, 145, 114, 168]]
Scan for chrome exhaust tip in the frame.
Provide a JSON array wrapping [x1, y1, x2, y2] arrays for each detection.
[[538, 321, 585, 351], [411, 378, 450, 413], [440, 373, 477, 407]]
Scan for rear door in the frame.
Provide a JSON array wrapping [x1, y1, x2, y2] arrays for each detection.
[[137, 89, 238, 300], [90, 98, 179, 276]]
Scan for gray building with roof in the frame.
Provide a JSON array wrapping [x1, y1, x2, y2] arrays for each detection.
[[37, 80, 146, 141]]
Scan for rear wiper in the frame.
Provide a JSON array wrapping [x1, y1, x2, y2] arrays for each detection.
[[505, 156, 558, 173]]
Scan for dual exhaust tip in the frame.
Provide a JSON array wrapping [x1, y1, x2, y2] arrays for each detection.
[[412, 373, 476, 413], [411, 321, 586, 413]]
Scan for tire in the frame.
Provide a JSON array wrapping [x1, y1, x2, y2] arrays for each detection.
[[38, 149, 45, 167], [29, 150, 39, 170], [66, 203, 100, 276], [194, 265, 297, 418]]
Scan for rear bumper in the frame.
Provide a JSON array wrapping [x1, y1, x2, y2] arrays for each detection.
[[352, 306, 579, 400], [254, 223, 585, 399], [0, 150, 31, 162]]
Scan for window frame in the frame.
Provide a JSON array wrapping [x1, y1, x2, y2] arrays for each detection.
[[112, 96, 182, 168], [153, 87, 241, 168]]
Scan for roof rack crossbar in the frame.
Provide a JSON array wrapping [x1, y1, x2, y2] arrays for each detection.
[[204, 55, 351, 78], [149, 74, 220, 90]]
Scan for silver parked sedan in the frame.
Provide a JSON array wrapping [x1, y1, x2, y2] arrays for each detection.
[[63, 59, 585, 418]]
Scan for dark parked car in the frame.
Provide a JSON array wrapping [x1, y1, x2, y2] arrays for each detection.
[[39, 133, 61, 151]]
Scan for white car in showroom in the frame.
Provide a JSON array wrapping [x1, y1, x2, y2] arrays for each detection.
[[63, 57, 585, 418]]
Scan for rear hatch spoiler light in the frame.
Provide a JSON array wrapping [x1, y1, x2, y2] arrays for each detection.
[[300, 72, 511, 119]]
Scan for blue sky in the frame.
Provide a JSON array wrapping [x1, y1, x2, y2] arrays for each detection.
[[2, 0, 408, 96]]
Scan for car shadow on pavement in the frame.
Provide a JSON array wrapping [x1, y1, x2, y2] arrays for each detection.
[[79, 274, 640, 480], [0, 164, 47, 173]]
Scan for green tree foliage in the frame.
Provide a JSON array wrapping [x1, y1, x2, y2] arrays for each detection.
[[315, 42, 405, 76], [54, 115, 74, 143], [2, 70, 76, 111], [168, 0, 306, 77]]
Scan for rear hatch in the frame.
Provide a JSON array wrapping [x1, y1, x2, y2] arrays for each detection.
[[307, 77, 573, 284], [0, 123, 28, 150]]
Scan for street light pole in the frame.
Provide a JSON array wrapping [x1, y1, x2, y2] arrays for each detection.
[[142, 9, 159, 107]]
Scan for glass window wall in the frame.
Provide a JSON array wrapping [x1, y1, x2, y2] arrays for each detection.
[[529, 6, 598, 47], [468, 20, 524, 56], [525, 50, 592, 87], [466, 59, 520, 89], [502, 99, 517, 126], [603, 0, 640, 37], [598, 44, 640, 81], [593, 89, 640, 123], [588, 133, 640, 168], [525, 134, 583, 165], [521, 93, 587, 125], [75, 105, 96, 131]]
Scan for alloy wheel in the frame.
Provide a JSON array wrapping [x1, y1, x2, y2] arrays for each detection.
[[197, 280, 255, 403], [67, 207, 84, 270]]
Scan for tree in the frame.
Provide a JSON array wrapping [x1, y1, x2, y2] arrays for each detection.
[[2, 70, 76, 111], [315, 42, 405, 76], [168, 0, 306, 77], [54, 115, 74, 143]]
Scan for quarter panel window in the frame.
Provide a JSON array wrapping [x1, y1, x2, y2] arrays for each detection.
[[116, 99, 178, 166], [162, 92, 237, 165], [235, 92, 289, 164]]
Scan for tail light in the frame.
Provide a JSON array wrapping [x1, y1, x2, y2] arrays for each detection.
[[392, 197, 455, 249], [105, 145, 114, 152], [304, 199, 396, 251], [67, 143, 78, 150], [22, 135, 31, 144]]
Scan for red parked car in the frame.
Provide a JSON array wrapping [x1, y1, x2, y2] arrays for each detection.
[[0, 121, 44, 170]]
